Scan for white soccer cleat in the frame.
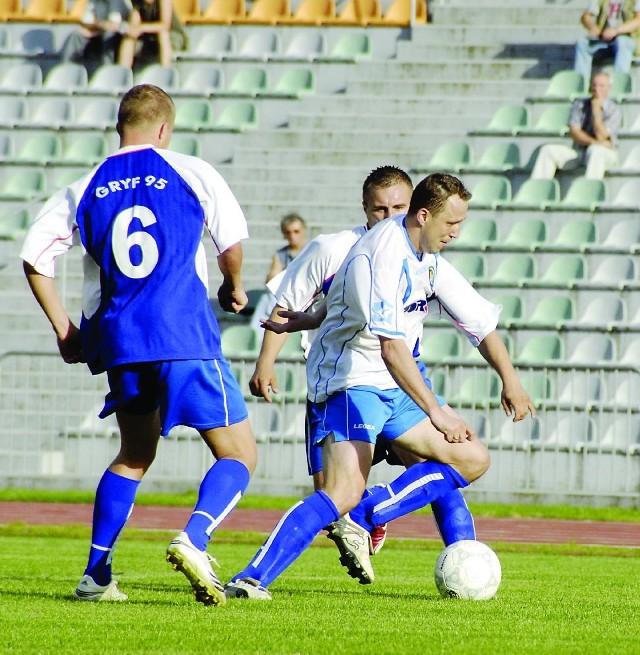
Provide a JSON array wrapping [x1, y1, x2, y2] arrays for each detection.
[[326, 513, 375, 584], [74, 574, 128, 602], [224, 577, 272, 601], [166, 531, 226, 607]]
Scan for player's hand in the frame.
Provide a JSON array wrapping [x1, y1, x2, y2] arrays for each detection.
[[57, 323, 85, 364], [249, 363, 279, 402], [430, 408, 475, 443], [217, 283, 248, 314], [501, 382, 536, 422], [600, 27, 617, 41], [261, 310, 318, 334]]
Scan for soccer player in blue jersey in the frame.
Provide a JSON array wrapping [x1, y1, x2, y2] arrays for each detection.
[[225, 173, 535, 600], [20, 84, 257, 606]]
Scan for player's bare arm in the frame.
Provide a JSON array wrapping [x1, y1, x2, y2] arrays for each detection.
[[217, 242, 247, 313], [249, 305, 290, 401], [23, 262, 84, 364], [379, 336, 474, 443], [477, 331, 536, 421]]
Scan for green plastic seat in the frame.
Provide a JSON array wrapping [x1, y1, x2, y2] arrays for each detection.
[[62, 135, 108, 165], [482, 254, 536, 287], [555, 177, 607, 211], [54, 168, 86, 188], [543, 219, 598, 252], [524, 296, 575, 328], [468, 176, 511, 210], [498, 178, 560, 210], [453, 371, 501, 409], [266, 68, 315, 98], [543, 70, 586, 100], [279, 334, 305, 361], [317, 33, 371, 62], [0, 169, 46, 200], [449, 217, 498, 251], [609, 70, 633, 100], [520, 371, 554, 405], [447, 253, 486, 282], [224, 67, 269, 96], [491, 293, 524, 328], [175, 99, 213, 130], [169, 135, 202, 157], [413, 141, 473, 174], [419, 331, 462, 364], [528, 255, 586, 288], [518, 104, 571, 136], [476, 104, 529, 136], [221, 325, 260, 359], [492, 219, 547, 252], [14, 134, 62, 164], [211, 102, 258, 131], [0, 209, 29, 239], [469, 141, 521, 172]]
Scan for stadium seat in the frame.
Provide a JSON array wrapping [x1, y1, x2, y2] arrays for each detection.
[[35, 62, 88, 94], [448, 217, 497, 251], [188, 0, 246, 23], [618, 143, 640, 171], [0, 0, 21, 20], [278, 333, 305, 361], [0, 209, 29, 239], [223, 67, 269, 96], [552, 177, 607, 211], [226, 30, 280, 60], [605, 179, 640, 210], [261, 67, 315, 98], [174, 99, 213, 130], [221, 325, 260, 358], [491, 218, 547, 252], [608, 377, 640, 410], [272, 30, 325, 60], [368, 0, 427, 26], [281, 0, 336, 25], [446, 253, 486, 283], [0, 62, 42, 93], [494, 414, 544, 450], [497, 178, 560, 210], [412, 141, 472, 174], [179, 30, 235, 60], [169, 135, 201, 157], [609, 70, 633, 100], [324, 0, 377, 24], [463, 141, 521, 173], [593, 415, 640, 455], [53, 168, 86, 188], [589, 218, 640, 254], [75, 97, 118, 130], [567, 333, 616, 364], [525, 255, 586, 289], [452, 371, 501, 409], [542, 69, 586, 100], [517, 104, 571, 136], [467, 176, 511, 210], [61, 134, 108, 165], [14, 27, 55, 55], [516, 296, 574, 329], [0, 169, 46, 200], [237, 0, 290, 24], [473, 104, 529, 136], [211, 102, 258, 131], [181, 66, 224, 95], [481, 253, 536, 288], [135, 64, 180, 90], [13, 133, 62, 164], [0, 96, 27, 127], [86, 64, 134, 94], [62, 0, 90, 23], [620, 338, 640, 366], [490, 293, 524, 328], [0, 133, 14, 160], [8, 0, 66, 22], [316, 33, 371, 62], [520, 371, 554, 405], [172, 0, 200, 22], [543, 219, 598, 253], [419, 331, 462, 364], [545, 414, 597, 452], [272, 364, 306, 403], [576, 255, 636, 290], [29, 97, 73, 128], [566, 296, 625, 331]]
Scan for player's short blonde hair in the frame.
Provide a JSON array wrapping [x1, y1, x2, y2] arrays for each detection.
[[409, 173, 471, 216], [117, 84, 175, 136]]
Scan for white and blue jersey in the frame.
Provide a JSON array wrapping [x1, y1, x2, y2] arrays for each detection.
[[20, 144, 248, 375]]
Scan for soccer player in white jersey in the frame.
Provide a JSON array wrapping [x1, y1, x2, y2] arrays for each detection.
[[246, 166, 480, 569], [20, 85, 257, 606], [225, 173, 535, 600]]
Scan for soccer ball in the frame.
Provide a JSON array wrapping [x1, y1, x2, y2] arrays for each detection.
[[434, 539, 502, 600]]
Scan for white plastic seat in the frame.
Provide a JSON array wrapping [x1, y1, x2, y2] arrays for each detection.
[[86, 64, 134, 94]]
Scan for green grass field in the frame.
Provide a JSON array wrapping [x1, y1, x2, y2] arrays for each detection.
[[1, 524, 639, 655]]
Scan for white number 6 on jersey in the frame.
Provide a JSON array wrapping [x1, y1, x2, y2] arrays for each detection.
[[112, 205, 159, 279]]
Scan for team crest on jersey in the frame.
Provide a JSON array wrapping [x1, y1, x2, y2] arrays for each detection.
[[429, 265, 435, 290]]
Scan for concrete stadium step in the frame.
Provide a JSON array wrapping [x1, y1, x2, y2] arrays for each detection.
[[229, 180, 359, 204], [427, 3, 581, 27], [223, 164, 367, 187], [409, 24, 582, 46]]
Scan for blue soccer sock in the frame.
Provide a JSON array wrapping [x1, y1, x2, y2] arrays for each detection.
[[184, 458, 251, 551], [431, 489, 476, 546], [349, 461, 468, 532], [231, 490, 339, 589], [85, 469, 140, 586]]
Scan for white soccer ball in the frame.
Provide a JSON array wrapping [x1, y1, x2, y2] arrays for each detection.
[[434, 539, 502, 600]]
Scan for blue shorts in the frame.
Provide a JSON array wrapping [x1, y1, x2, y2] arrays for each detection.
[[100, 359, 248, 436], [305, 362, 445, 475]]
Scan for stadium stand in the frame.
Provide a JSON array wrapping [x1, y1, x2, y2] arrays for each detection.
[[0, 0, 637, 504]]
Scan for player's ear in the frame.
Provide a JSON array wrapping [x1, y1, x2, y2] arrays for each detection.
[[416, 208, 429, 226]]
